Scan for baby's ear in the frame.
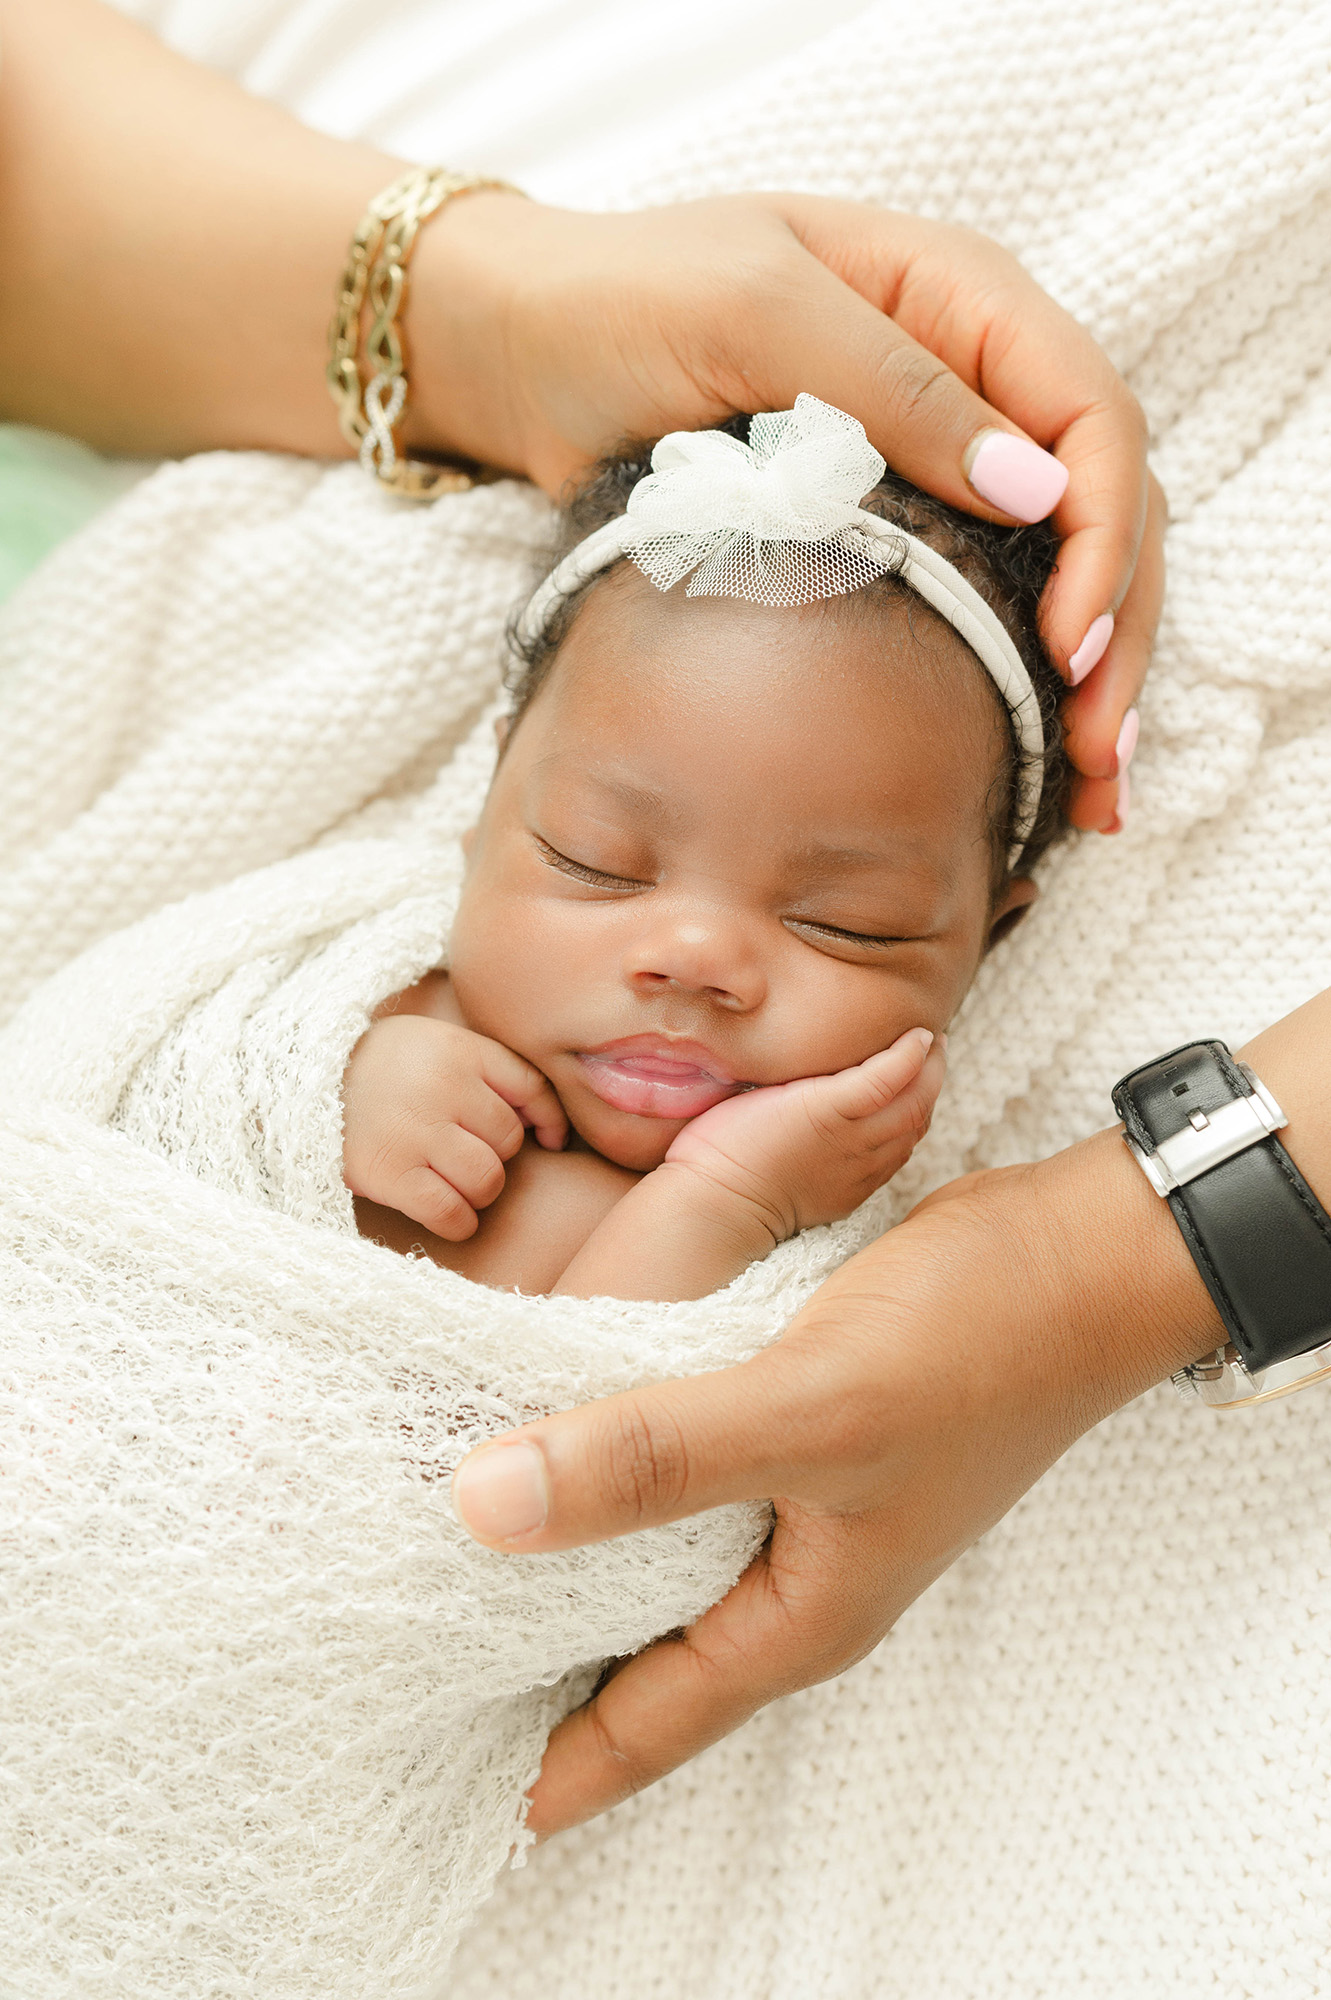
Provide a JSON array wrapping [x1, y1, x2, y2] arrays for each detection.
[[985, 875, 1038, 951], [461, 825, 477, 858], [493, 715, 510, 750]]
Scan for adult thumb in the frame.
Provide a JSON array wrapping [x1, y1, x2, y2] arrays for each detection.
[[449, 1357, 793, 1552]]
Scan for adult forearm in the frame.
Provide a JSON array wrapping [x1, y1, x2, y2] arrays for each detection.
[[0, 0, 398, 455], [1086, 981, 1331, 1397], [1237, 989, 1331, 1195]]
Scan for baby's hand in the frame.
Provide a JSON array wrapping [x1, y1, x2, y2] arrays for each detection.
[[342, 1015, 568, 1239], [663, 1028, 944, 1243]]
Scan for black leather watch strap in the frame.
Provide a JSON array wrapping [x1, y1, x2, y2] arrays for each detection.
[[1113, 1040, 1331, 1375]]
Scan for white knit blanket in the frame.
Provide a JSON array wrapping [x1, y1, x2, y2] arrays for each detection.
[[0, 460, 891, 1996], [5, 1, 1331, 1994]]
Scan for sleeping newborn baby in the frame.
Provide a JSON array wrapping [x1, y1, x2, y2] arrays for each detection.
[[343, 397, 1068, 1301]]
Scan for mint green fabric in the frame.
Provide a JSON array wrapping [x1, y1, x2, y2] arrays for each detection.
[[0, 426, 145, 605]]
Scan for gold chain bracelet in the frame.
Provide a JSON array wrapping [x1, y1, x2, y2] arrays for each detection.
[[327, 166, 521, 500]]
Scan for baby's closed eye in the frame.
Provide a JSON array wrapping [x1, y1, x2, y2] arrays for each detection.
[[533, 833, 931, 956], [533, 834, 648, 892], [783, 916, 919, 952]]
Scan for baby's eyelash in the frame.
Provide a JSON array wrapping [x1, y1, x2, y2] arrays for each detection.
[[786, 917, 909, 950], [534, 836, 646, 891]]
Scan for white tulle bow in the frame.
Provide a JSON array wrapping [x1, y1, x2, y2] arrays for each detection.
[[621, 395, 886, 598]]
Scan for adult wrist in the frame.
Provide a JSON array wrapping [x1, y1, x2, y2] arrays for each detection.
[[1017, 1126, 1228, 1422], [892, 1005, 1331, 1433], [798, 1128, 1225, 1456], [397, 188, 538, 472]]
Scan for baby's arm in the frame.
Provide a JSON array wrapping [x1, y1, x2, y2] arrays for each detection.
[[552, 1029, 944, 1301]]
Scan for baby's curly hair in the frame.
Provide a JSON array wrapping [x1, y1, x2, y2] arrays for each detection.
[[507, 417, 1071, 883]]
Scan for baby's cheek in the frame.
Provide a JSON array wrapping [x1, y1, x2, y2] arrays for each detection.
[[449, 899, 533, 1031], [444, 952, 510, 1051], [817, 948, 978, 1063], [774, 983, 918, 1076]]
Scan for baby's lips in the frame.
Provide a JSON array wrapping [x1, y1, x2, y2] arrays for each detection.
[[580, 1032, 739, 1084], [576, 1048, 743, 1121]]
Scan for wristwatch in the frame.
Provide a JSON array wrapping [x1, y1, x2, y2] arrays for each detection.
[[1112, 1040, 1331, 1408]]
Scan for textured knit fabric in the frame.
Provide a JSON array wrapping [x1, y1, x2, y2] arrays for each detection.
[[2, 0, 1330, 1994], [0, 462, 884, 1997]]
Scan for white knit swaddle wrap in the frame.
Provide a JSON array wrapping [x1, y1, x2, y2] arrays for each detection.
[[0, 464, 889, 1998]]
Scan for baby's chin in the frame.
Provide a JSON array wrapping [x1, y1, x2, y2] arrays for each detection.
[[568, 1102, 684, 1174]]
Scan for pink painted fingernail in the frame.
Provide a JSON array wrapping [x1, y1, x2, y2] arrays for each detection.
[[965, 430, 1070, 523], [452, 1441, 549, 1542], [1109, 708, 1138, 832], [1067, 612, 1114, 686], [1115, 706, 1139, 774]]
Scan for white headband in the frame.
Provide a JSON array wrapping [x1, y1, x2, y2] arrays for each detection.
[[516, 395, 1045, 863]]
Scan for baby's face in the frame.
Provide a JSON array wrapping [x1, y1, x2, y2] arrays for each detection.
[[449, 568, 1031, 1172]]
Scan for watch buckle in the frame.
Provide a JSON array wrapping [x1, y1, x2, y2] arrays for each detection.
[[1129, 1066, 1287, 1196]]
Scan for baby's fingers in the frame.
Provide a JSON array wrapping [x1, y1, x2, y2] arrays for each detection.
[[819, 1029, 939, 1124], [426, 1126, 508, 1212], [479, 1044, 569, 1152], [388, 1131, 508, 1239], [389, 1164, 482, 1242], [872, 1042, 947, 1155]]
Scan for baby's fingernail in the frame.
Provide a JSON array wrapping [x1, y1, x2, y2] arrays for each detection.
[[909, 1028, 934, 1055], [1115, 706, 1139, 773], [964, 430, 1069, 523], [1067, 612, 1114, 685], [452, 1440, 549, 1542]]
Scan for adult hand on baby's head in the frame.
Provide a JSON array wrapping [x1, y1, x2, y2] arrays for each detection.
[[417, 193, 1159, 835], [0, 9, 1151, 830], [664, 1027, 944, 1241]]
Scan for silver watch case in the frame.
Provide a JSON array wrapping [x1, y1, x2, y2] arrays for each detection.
[[1170, 1337, 1331, 1409]]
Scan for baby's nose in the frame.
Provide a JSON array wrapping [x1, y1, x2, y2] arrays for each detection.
[[623, 917, 766, 1013]]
